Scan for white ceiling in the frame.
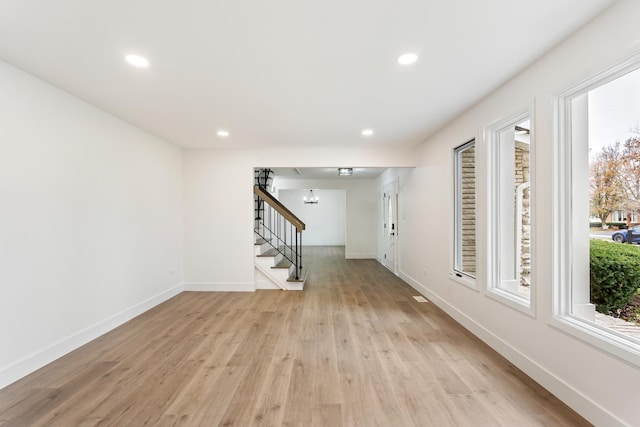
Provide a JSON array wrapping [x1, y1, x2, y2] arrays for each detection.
[[0, 0, 614, 149]]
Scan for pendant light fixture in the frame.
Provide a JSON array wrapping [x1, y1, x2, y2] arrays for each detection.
[[303, 189, 319, 204]]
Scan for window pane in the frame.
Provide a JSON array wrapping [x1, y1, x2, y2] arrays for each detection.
[[497, 118, 531, 299], [586, 66, 640, 340], [454, 140, 476, 278]]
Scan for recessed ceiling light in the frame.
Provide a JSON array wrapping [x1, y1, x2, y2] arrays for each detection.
[[361, 129, 374, 137], [217, 130, 230, 137], [125, 54, 149, 68], [338, 168, 353, 176], [397, 53, 418, 65]]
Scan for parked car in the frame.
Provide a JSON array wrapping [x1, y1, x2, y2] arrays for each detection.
[[612, 224, 640, 243]]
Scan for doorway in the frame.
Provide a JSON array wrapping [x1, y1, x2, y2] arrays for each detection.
[[382, 181, 398, 273]]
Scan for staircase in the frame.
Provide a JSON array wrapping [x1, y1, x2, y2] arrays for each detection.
[[254, 169, 306, 290]]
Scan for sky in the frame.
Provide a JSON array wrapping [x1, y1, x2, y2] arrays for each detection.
[[588, 67, 640, 158]]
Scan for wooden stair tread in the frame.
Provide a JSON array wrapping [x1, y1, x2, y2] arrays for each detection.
[[287, 266, 308, 282], [272, 259, 292, 269], [254, 238, 271, 245], [257, 248, 279, 257]]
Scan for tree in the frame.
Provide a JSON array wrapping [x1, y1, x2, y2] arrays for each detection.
[[590, 143, 624, 228], [617, 136, 640, 223], [590, 131, 640, 228]]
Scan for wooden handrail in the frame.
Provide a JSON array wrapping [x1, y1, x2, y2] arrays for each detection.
[[254, 186, 306, 232]]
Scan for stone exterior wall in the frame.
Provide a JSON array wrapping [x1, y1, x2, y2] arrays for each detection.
[[515, 146, 531, 287], [461, 146, 476, 275], [458, 144, 529, 283]]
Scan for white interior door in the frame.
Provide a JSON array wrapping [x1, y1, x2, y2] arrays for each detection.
[[383, 182, 397, 272]]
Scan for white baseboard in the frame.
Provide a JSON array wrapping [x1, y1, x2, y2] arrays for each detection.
[[398, 270, 624, 427], [345, 253, 376, 259], [305, 242, 346, 246], [183, 282, 255, 292], [0, 283, 183, 390]]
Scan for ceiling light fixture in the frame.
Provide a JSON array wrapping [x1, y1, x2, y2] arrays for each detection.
[[125, 54, 149, 68], [397, 53, 418, 65], [338, 168, 353, 176], [217, 130, 230, 137], [362, 129, 374, 137], [303, 189, 319, 204]]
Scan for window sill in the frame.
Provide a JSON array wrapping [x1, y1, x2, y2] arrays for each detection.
[[486, 287, 535, 318], [449, 272, 478, 290]]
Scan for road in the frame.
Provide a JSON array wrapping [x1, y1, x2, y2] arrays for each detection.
[[590, 229, 615, 240]]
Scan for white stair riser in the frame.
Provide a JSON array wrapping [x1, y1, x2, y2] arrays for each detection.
[[274, 253, 284, 265], [254, 261, 290, 290]]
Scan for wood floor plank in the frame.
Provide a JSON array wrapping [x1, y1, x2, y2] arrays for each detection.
[[249, 339, 294, 426], [444, 394, 502, 426], [2, 361, 116, 427], [217, 332, 280, 426], [474, 390, 544, 427], [187, 365, 248, 426], [280, 340, 316, 427], [0, 246, 591, 426], [163, 331, 240, 419], [312, 403, 342, 427]]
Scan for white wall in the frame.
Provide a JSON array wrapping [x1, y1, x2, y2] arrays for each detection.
[[0, 61, 184, 388], [278, 189, 346, 246], [275, 177, 378, 258], [379, 3, 640, 426], [182, 150, 256, 291]]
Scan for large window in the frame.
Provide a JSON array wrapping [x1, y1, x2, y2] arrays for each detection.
[[453, 139, 476, 286], [486, 111, 534, 314], [555, 54, 640, 366]]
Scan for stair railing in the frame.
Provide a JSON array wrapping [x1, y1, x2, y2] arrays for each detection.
[[254, 185, 305, 279], [254, 169, 273, 224]]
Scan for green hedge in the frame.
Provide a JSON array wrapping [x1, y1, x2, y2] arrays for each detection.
[[589, 222, 628, 229], [607, 222, 628, 229], [590, 239, 640, 313]]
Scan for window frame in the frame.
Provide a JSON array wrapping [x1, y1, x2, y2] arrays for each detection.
[[613, 210, 624, 222], [552, 51, 640, 367], [485, 109, 536, 316], [451, 138, 478, 289]]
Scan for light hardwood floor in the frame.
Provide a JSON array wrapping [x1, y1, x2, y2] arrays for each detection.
[[0, 246, 590, 426]]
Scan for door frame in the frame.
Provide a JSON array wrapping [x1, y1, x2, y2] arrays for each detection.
[[382, 179, 399, 275]]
